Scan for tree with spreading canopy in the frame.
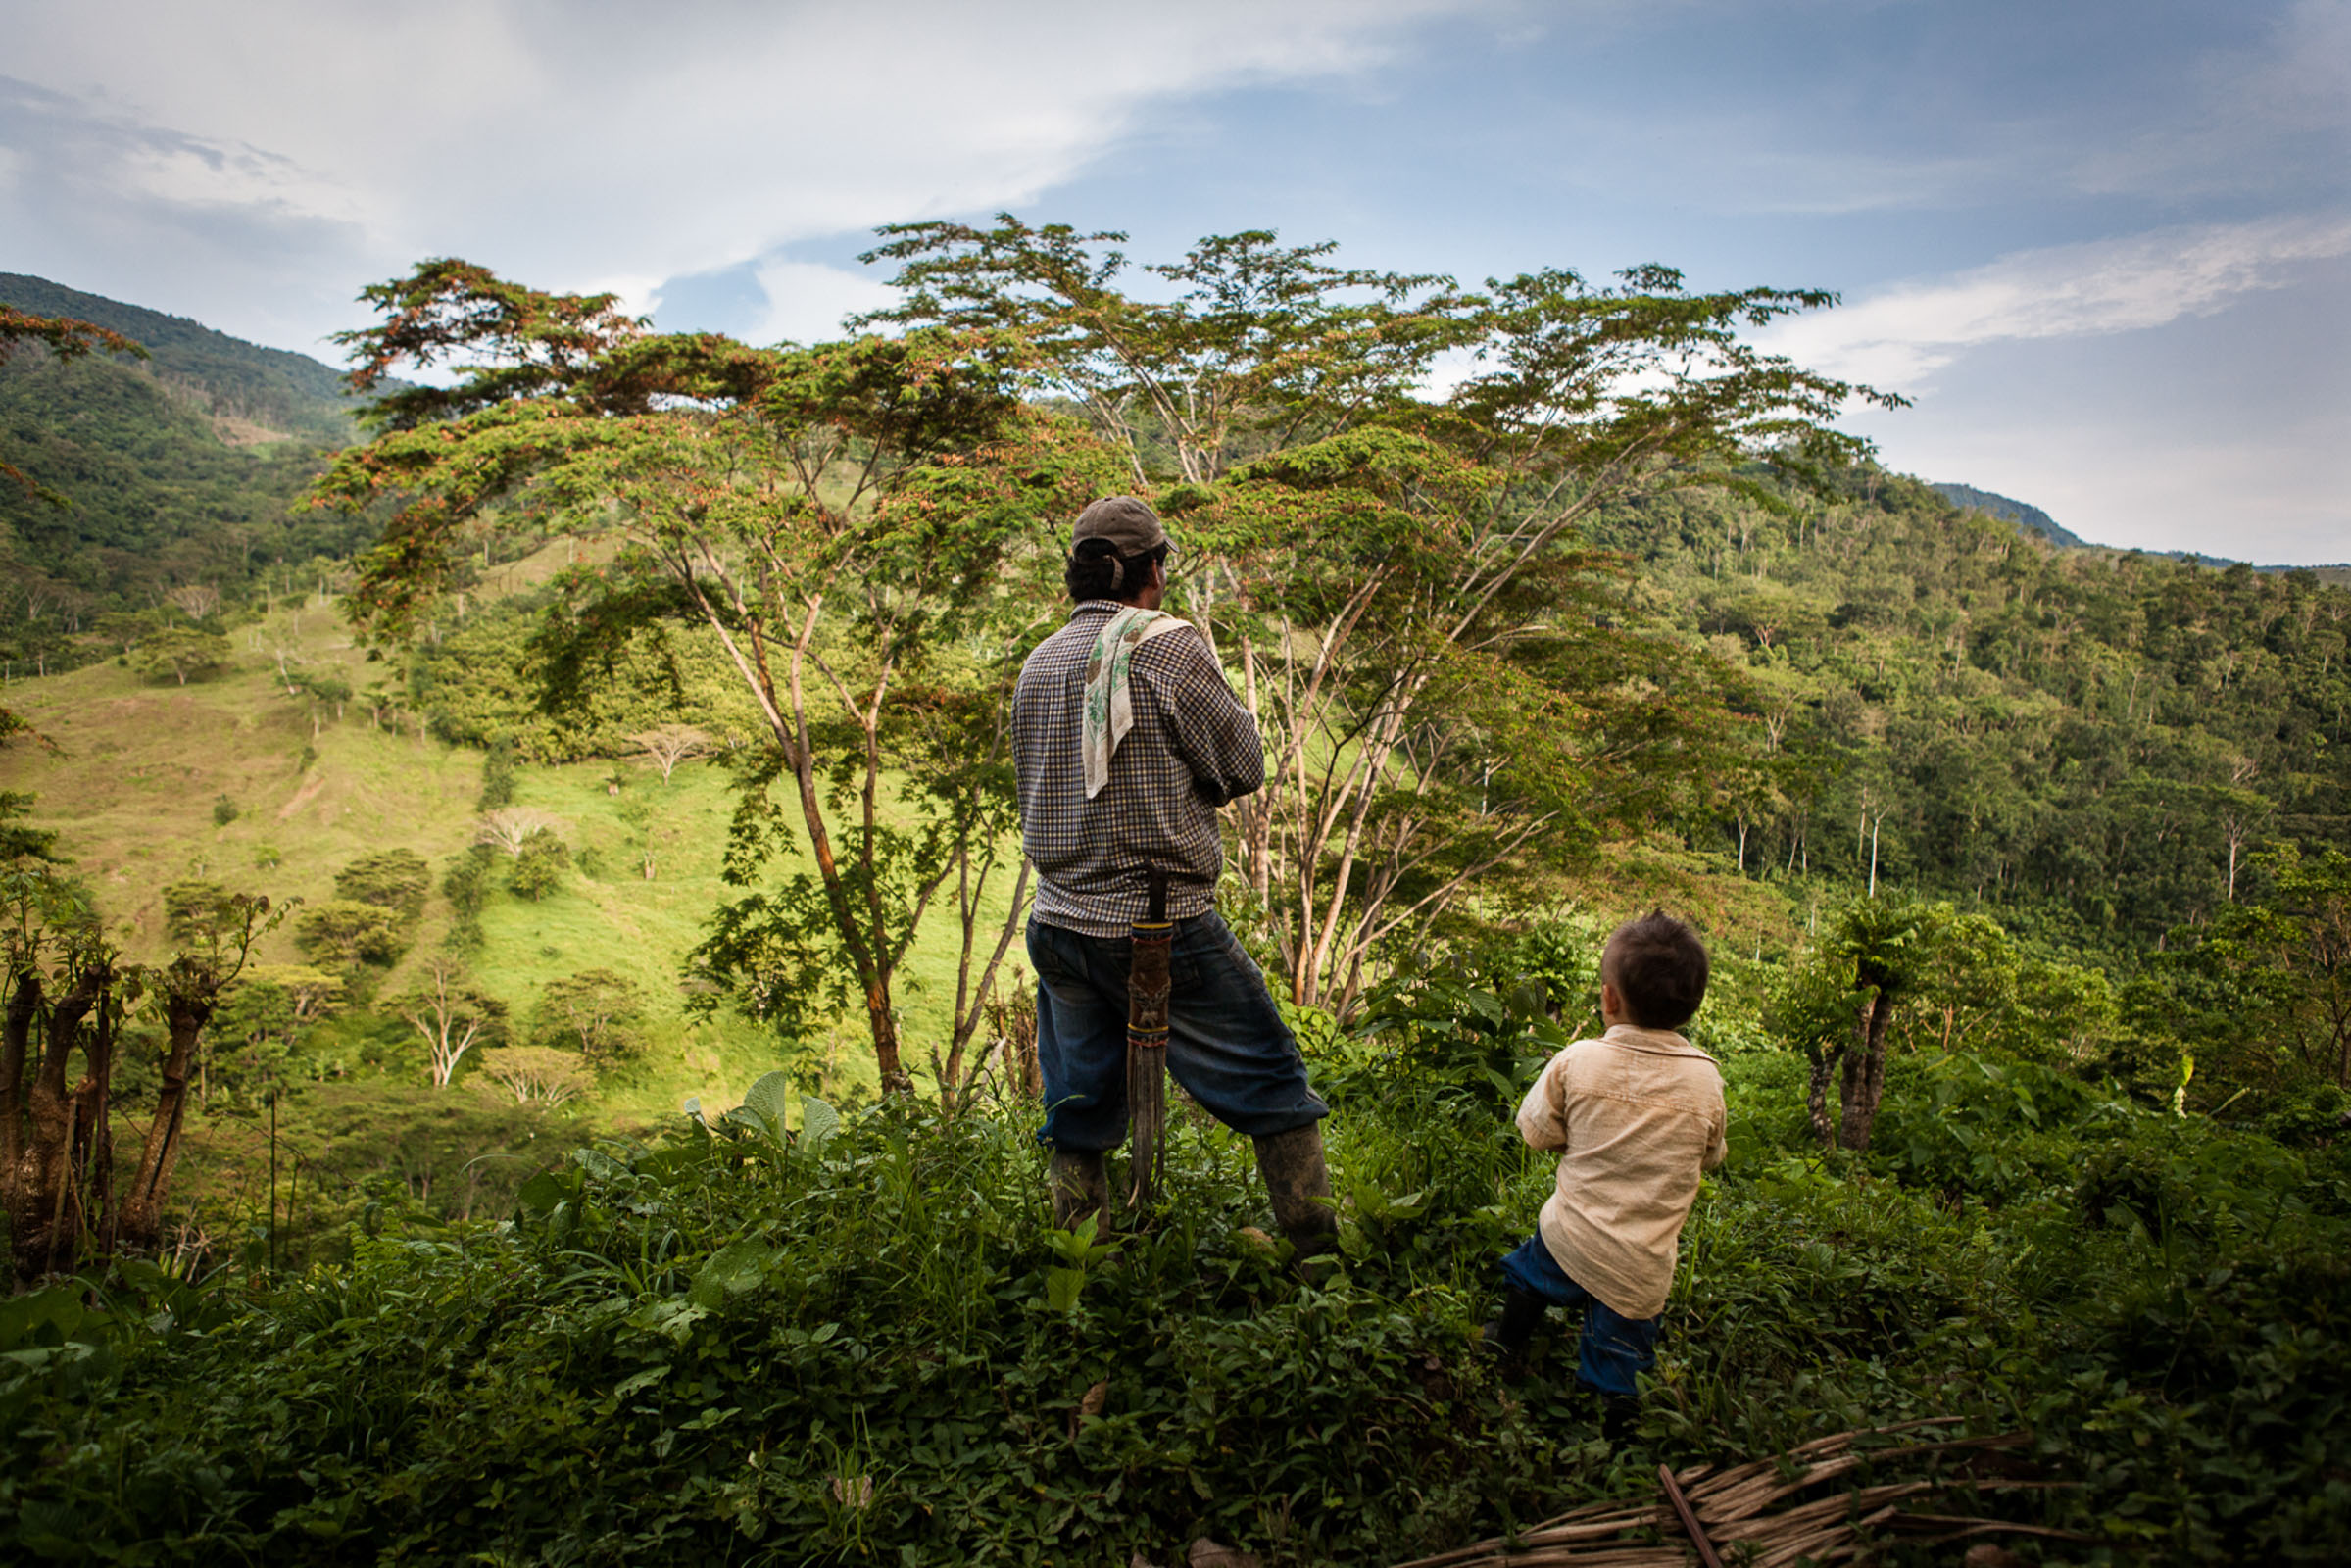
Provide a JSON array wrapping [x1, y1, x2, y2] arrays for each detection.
[[131, 627, 232, 686], [318, 258, 1114, 1093], [333, 849, 432, 920], [396, 956, 507, 1089], [531, 967, 645, 1067], [861, 217, 1894, 1013], [321, 221, 1886, 1081], [630, 723, 711, 782]]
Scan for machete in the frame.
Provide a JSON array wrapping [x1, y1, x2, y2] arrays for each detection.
[[1125, 865, 1172, 1212]]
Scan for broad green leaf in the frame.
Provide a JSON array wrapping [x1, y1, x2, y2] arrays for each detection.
[[687, 1238, 777, 1309], [612, 1365, 670, 1398], [801, 1096, 841, 1156], [516, 1171, 568, 1215], [742, 1071, 792, 1131], [1043, 1266, 1086, 1312]]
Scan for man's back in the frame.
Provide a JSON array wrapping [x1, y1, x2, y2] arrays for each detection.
[[1011, 601, 1263, 938]]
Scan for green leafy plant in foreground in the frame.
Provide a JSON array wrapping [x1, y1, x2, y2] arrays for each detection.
[[0, 1045, 2345, 1564]]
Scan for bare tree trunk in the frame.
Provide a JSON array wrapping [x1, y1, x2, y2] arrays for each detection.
[[776, 602, 905, 1092], [118, 990, 212, 1250], [9, 966, 101, 1281], [1837, 988, 1896, 1152], [1807, 1049, 1837, 1148], [949, 856, 1032, 1098], [1, 966, 37, 1205], [71, 997, 117, 1260]]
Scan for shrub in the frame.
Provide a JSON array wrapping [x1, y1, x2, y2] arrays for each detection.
[[531, 968, 645, 1067], [508, 829, 568, 902], [332, 848, 431, 920], [293, 899, 405, 970], [475, 735, 517, 809]]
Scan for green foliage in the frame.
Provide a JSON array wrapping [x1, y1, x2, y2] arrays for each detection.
[[440, 844, 496, 951], [1336, 968, 1570, 1121], [292, 899, 405, 971], [128, 628, 231, 686], [531, 967, 645, 1067], [411, 596, 760, 763], [2, 1070, 2345, 1564], [508, 827, 569, 902], [330, 848, 431, 920], [2167, 844, 2351, 1092], [1595, 469, 2351, 949], [476, 735, 518, 809], [0, 790, 57, 862], [209, 793, 237, 827], [160, 879, 236, 944]]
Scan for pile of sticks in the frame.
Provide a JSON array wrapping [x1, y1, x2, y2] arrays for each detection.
[[1393, 1420, 2091, 1568]]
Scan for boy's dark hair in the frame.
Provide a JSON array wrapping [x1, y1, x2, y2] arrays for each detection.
[[1603, 910, 1709, 1029], [1065, 536, 1170, 603]]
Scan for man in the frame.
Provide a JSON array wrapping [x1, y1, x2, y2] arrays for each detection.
[[1010, 495, 1336, 1266]]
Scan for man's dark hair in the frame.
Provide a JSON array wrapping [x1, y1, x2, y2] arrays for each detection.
[[1603, 910, 1710, 1029], [1065, 536, 1169, 603]]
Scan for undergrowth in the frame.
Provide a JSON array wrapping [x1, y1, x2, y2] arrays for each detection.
[[1, 1042, 2347, 1565]]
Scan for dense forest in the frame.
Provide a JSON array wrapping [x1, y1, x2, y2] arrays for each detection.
[[0, 241, 2345, 1564], [0, 275, 374, 679]]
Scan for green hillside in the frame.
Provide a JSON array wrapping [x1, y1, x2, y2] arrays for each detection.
[[1589, 468, 2351, 950], [0, 274, 361, 444], [0, 275, 377, 680], [0, 540, 1017, 1119]]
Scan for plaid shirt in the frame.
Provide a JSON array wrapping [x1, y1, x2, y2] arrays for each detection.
[[1012, 601, 1264, 937]]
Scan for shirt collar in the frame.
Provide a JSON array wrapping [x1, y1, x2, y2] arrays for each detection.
[[1600, 1022, 1719, 1063]]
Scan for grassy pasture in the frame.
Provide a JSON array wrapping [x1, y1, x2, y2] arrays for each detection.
[[0, 550, 1028, 1125]]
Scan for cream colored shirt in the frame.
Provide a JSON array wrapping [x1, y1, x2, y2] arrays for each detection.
[[1515, 1023, 1729, 1319]]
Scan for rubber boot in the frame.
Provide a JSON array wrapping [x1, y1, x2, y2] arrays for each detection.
[[1480, 1285, 1546, 1373], [1252, 1122, 1338, 1280], [1049, 1147, 1108, 1234]]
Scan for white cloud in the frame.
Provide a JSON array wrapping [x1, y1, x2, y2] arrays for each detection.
[[741, 260, 898, 346], [1762, 216, 2351, 388], [1864, 402, 2351, 564], [4, 0, 1494, 352]]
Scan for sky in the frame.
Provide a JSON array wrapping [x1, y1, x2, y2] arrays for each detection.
[[3, 0, 2345, 562]]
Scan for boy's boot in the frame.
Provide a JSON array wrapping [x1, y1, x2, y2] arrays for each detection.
[[1049, 1147, 1108, 1232], [1481, 1286, 1545, 1372], [1252, 1123, 1338, 1279]]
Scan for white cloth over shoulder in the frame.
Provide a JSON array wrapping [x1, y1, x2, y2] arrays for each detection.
[[1080, 606, 1190, 800]]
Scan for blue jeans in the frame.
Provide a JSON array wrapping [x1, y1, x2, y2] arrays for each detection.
[[1027, 912, 1329, 1150], [1501, 1236, 1662, 1397]]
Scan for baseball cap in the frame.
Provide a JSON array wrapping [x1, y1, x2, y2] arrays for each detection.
[[1071, 495, 1176, 559]]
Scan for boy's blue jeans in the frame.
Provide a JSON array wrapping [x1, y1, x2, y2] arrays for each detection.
[[1501, 1235, 1661, 1397], [1027, 911, 1328, 1150]]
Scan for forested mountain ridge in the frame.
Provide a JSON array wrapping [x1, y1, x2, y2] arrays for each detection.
[[0, 276, 377, 677], [0, 274, 359, 443], [1595, 470, 2351, 947], [1928, 481, 2084, 549], [1929, 478, 2347, 578]]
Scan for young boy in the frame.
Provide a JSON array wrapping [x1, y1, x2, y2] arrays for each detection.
[[1486, 911, 1728, 1438]]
